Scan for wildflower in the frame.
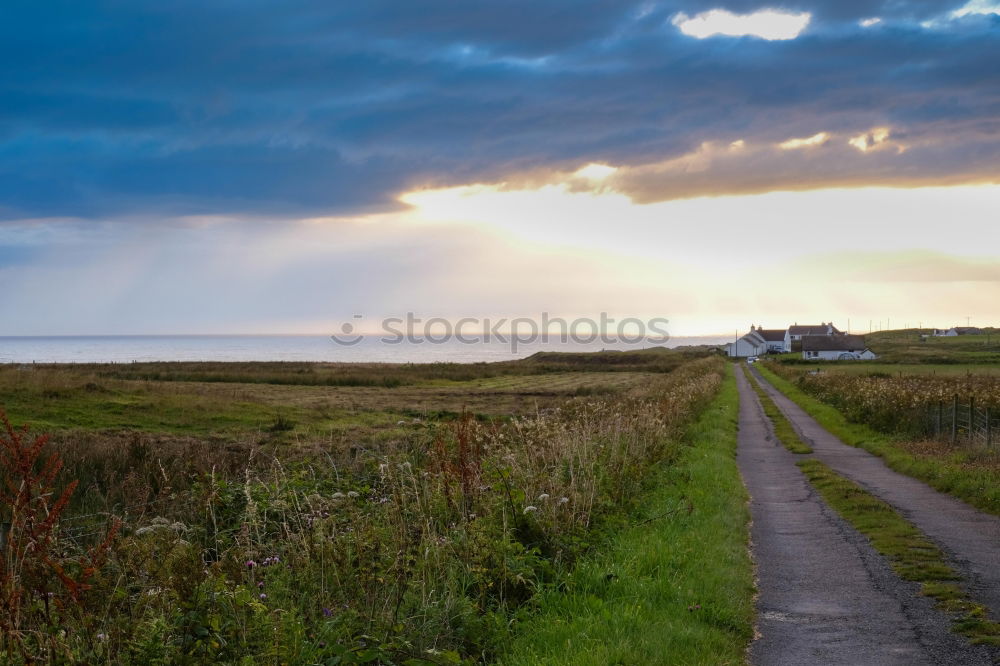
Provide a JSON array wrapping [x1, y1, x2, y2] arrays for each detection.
[[322, 607, 334, 617], [246, 560, 257, 568], [258, 581, 265, 588], [347, 491, 360, 498], [537, 493, 550, 501], [260, 593, 267, 600], [96, 633, 107, 641], [523, 505, 538, 514], [558, 497, 569, 504], [331, 492, 346, 500]]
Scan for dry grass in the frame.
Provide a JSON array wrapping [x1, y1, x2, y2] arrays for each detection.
[[0, 355, 727, 663]]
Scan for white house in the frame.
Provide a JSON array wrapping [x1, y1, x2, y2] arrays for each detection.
[[726, 326, 790, 357], [933, 327, 982, 337], [784, 322, 842, 350], [726, 329, 766, 358], [801, 335, 877, 361], [757, 328, 790, 353]]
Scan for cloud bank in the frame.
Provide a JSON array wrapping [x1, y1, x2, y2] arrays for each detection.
[[0, 0, 997, 221]]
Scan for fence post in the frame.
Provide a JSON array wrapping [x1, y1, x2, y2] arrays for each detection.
[[952, 394, 958, 444], [988, 407, 993, 449], [969, 396, 975, 444]]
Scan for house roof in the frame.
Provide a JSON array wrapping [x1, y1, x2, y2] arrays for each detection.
[[788, 324, 832, 335], [954, 327, 982, 334], [757, 329, 786, 342], [788, 324, 840, 335], [802, 335, 868, 352]]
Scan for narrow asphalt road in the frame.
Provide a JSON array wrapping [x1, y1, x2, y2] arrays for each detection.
[[736, 368, 995, 665], [751, 366, 1000, 618]]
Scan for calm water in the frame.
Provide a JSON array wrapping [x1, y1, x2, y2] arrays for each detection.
[[0, 335, 730, 364]]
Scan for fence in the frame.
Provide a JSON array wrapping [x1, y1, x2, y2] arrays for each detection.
[[925, 395, 997, 448]]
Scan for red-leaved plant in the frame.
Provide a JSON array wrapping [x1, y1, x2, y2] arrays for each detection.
[[0, 410, 119, 652]]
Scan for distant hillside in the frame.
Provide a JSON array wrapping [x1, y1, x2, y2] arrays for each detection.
[[864, 328, 1000, 364]]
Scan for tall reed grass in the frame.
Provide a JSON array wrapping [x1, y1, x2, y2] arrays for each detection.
[[0, 357, 724, 664]]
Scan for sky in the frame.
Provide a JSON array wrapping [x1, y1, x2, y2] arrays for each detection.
[[2, 0, 999, 336]]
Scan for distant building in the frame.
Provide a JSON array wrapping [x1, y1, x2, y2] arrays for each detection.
[[757, 328, 790, 353], [726, 328, 766, 358], [802, 335, 877, 361], [785, 322, 843, 352], [725, 325, 790, 357], [933, 327, 982, 337]]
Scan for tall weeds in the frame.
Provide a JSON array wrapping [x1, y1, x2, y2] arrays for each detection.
[[0, 412, 118, 662], [0, 357, 724, 664]]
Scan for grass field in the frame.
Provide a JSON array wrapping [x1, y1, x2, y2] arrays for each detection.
[[0, 363, 655, 440], [773, 328, 1000, 366], [501, 367, 753, 665], [788, 363, 1000, 377], [0, 350, 730, 664]]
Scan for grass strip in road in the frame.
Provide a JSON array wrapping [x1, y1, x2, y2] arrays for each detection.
[[500, 367, 754, 665], [797, 458, 1000, 646], [756, 363, 1000, 516], [741, 365, 812, 454]]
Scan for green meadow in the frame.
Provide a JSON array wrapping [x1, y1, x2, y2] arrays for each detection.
[[0, 350, 755, 664]]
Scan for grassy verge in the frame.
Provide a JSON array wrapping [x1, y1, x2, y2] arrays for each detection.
[[756, 364, 1000, 516], [500, 366, 753, 665], [797, 459, 1000, 645], [741, 365, 812, 454]]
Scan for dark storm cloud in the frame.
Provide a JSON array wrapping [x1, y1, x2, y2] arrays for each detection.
[[0, 0, 997, 220]]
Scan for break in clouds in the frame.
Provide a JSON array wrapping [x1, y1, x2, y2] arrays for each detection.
[[0, 0, 998, 222]]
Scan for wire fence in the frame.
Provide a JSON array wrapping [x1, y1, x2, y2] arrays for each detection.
[[1, 495, 179, 552], [924, 395, 998, 448]]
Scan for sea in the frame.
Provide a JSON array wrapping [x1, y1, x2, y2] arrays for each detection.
[[0, 335, 730, 364]]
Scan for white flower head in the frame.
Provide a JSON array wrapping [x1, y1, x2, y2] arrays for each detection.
[[523, 505, 538, 514], [537, 493, 550, 501], [558, 497, 569, 505]]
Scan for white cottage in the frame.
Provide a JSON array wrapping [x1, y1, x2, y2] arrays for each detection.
[[757, 328, 790, 353], [933, 327, 982, 337], [726, 329, 766, 358], [726, 326, 789, 357], [801, 335, 877, 361], [784, 322, 842, 350]]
